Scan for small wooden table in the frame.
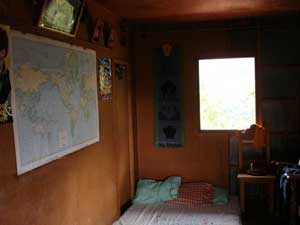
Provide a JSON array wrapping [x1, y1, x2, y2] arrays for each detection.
[[237, 173, 276, 213]]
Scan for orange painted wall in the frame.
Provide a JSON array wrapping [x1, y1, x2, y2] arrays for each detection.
[[133, 29, 238, 187], [133, 17, 300, 188], [0, 1, 132, 225], [113, 65, 133, 206]]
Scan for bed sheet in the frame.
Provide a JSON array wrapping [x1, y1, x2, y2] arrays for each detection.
[[113, 196, 241, 225]]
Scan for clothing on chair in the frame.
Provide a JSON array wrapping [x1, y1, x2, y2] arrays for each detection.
[[279, 165, 300, 202]]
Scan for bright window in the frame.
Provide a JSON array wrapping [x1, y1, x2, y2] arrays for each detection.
[[199, 57, 256, 130]]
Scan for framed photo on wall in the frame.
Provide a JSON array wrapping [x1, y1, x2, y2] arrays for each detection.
[[38, 0, 85, 36]]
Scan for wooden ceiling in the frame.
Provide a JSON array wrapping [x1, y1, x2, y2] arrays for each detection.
[[96, 0, 300, 22]]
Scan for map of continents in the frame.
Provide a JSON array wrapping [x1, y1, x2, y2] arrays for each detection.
[[11, 31, 99, 174]]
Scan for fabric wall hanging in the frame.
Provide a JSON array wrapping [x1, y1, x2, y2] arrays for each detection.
[[98, 57, 112, 100], [153, 45, 184, 147], [91, 18, 105, 46]]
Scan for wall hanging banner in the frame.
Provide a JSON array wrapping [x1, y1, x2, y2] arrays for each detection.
[[0, 24, 12, 124], [98, 57, 112, 100], [153, 46, 184, 147]]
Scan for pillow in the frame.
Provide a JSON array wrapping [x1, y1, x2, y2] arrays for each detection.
[[132, 176, 181, 204], [213, 187, 228, 205], [166, 182, 214, 206]]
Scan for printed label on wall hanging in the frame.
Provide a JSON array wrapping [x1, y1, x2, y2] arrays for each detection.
[[0, 24, 12, 124], [153, 47, 184, 147], [98, 57, 112, 100]]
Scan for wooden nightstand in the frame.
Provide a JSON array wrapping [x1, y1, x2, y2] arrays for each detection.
[[237, 173, 276, 213]]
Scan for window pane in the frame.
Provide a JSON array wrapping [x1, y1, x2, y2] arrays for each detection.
[[199, 57, 256, 130]]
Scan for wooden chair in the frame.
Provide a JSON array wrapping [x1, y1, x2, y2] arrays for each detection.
[[237, 124, 276, 213], [238, 124, 270, 172]]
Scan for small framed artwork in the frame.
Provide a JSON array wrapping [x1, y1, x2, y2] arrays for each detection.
[[115, 63, 127, 80], [38, 0, 85, 36]]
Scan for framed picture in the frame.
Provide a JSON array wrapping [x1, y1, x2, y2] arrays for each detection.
[[38, 0, 85, 36], [115, 63, 127, 80]]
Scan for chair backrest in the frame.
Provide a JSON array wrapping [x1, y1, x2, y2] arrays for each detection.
[[238, 124, 270, 170]]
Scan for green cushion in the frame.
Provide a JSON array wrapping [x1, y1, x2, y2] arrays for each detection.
[[132, 176, 181, 204], [213, 187, 228, 205]]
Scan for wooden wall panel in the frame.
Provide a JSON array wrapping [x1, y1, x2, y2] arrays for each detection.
[[0, 1, 133, 225], [133, 19, 300, 187], [133, 30, 233, 187], [113, 64, 132, 207], [260, 26, 300, 161]]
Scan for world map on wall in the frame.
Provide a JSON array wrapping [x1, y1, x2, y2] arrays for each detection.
[[11, 31, 99, 175]]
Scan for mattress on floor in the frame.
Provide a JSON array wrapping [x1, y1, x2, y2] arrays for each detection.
[[113, 196, 241, 225]]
